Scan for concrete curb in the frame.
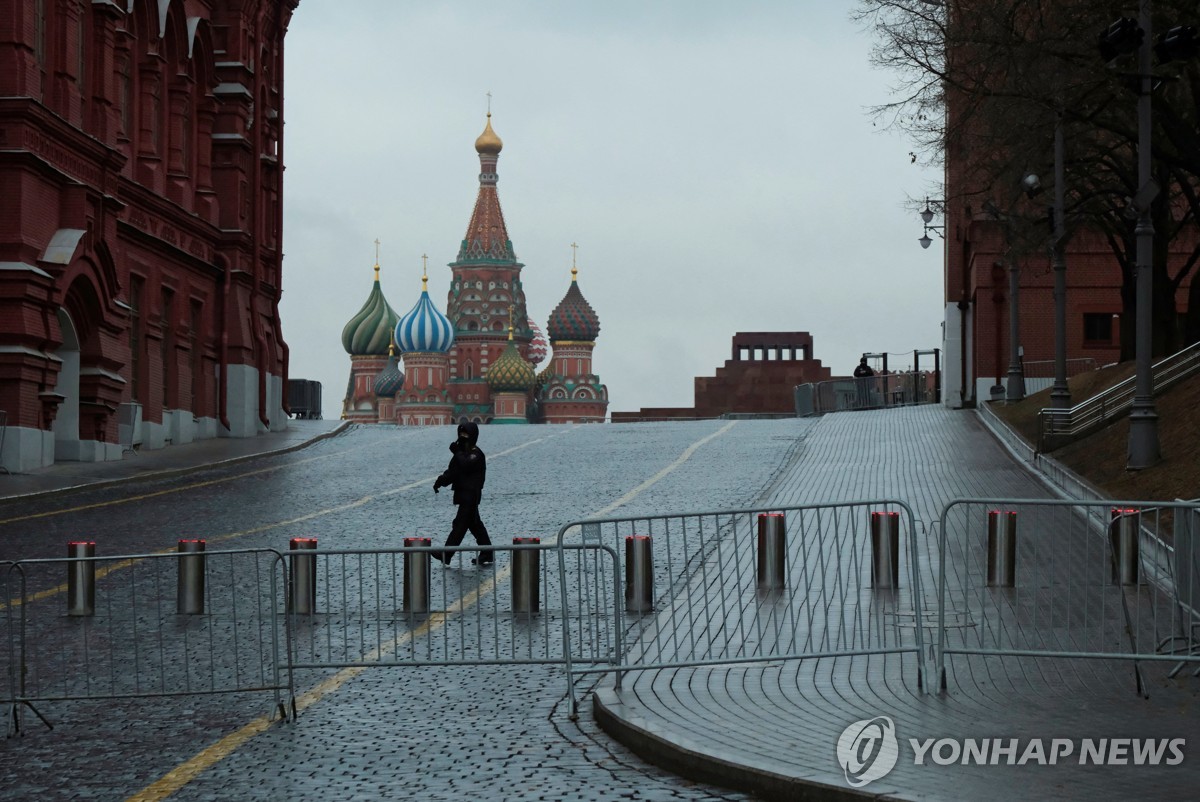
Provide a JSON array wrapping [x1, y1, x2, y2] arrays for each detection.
[[0, 420, 352, 505], [592, 687, 884, 802]]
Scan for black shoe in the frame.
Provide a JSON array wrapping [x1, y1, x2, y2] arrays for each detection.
[[472, 557, 494, 567], [431, 551, 450, 566]]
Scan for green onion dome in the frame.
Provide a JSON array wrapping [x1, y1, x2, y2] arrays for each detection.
[[486, 328, 535, 392], [342, 264, 401, 356]]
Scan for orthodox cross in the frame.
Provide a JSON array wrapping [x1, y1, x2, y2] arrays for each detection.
[[570, 241, 579, 279], [486, 91, 492, 114]]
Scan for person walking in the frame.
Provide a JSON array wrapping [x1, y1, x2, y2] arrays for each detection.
[[432, 422, 494, 566], [853, 356, 876, 410]]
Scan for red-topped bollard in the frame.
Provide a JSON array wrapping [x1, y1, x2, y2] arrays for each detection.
[[870, 512, 900, 589], [756, 513, 787, 591], [403, 537, 431, 615], [986, 511, 1017, 588], [289, 537, 318, 614], [1110, 508, 1140, 586], [176, 539, 206, 615], [67, 541, 96, 616], [625, 535, 653, 613], [512, 537, 540, 615]]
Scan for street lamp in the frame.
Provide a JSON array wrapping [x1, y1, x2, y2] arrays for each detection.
[[981, 197, 1026, 403], [1098, 1, 1180, 469], [918, 198, 944, 249]]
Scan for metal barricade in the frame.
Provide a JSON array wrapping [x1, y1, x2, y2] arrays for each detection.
[[284, 542, 620, 679], [556, 500, 926, 718], [935, 499, 1200, 696], [6, 548, 292, 732]]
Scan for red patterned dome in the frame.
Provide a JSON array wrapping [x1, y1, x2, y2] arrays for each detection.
[[526, 316, 548, 366], [546, 269, 600, 342]]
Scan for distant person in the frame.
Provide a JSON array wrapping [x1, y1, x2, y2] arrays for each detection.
[[431, 422, 494, 567], [853, 356, 876, 409]]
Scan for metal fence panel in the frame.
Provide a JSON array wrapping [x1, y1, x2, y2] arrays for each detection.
[[556, 500, 928, 715], [936, 499, 1200, 694], [6, 549, 290, 730], [285, 543, 620, 672]]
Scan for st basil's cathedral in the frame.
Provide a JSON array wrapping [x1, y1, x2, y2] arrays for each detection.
[[339, 114, 608, 425]]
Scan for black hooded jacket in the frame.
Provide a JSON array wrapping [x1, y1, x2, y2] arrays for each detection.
[[435, 422, 487, 505]]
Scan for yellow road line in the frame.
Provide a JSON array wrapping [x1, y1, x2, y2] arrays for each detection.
[[122, 421, 733, 801]]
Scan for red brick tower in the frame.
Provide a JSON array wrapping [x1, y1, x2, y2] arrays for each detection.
[[445, 113, 532, 423]]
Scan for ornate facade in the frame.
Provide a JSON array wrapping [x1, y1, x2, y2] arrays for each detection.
[[337, 114, 610, 426], [393, 271, 455, 426], [0, 0, 299, 472], [445, 113, 533, 423], [538, 266, 608, 423], [339, 261, 399, 422]]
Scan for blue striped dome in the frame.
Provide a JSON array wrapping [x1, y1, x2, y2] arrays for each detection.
[[395, 282, 454, 354]]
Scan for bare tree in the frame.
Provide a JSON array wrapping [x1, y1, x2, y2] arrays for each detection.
[[855, 0, 1200, 356]]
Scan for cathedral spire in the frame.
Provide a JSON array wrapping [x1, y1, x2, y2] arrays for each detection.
[[458, 108, 514, 263]]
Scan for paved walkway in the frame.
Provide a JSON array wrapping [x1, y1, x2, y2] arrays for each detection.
[[592, 405, 1200, 800], [0, 419, 347, 503]]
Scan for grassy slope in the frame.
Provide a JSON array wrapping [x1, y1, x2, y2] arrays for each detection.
[[990, 363, 1200, 501]]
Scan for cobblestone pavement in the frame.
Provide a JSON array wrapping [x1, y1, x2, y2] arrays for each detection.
[[595, 406, 1200, 801], [1, 419, 812, 801]]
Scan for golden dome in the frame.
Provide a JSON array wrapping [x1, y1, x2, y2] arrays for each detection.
[[474, 113, 503, 155]]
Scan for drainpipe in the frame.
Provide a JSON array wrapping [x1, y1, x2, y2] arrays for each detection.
[[251, 7, 270, 432], [218, 254, 231, 432]]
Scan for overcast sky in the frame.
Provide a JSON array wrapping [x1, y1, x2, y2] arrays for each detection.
[[279, 1, 943, 418]]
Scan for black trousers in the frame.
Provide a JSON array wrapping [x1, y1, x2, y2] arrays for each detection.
[[445, 503, 492, 562]]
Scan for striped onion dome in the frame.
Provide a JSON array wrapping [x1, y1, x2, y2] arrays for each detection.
[[526, 316, 548, 367], [546, 267, 600, 343], [486, 330, 535, 392], [373, 350, 405, 398], [395, 275, 455, 354], [341, 264, 401, 356]]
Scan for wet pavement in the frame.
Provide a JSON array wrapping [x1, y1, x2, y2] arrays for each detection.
[[1, 410, 1196, 801]]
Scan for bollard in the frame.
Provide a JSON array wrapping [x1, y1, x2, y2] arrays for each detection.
[[512, 537, 540, 615], [66, 541, 96, 616], [870, 512, 900, 589], [288, 537, 318, 615], [403, 537, 431, 614], [756, 513, 787, 591], [1110, 508, 1140, 586], [986, 511, 1017, 588], [625, 535, 654, 613], [176, 539, 206, 615]]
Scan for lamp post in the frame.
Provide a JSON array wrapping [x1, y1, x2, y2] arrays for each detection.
[[1005, 253, 1025, 402], [1128, 1, 1160, 468], [982, 198, 1025, 403], [1049, 112, 1072, 409], [1100, 3, 1163, 468]]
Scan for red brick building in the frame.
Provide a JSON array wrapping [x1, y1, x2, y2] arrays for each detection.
[[613, 332, 831, 421], [0, 0, 298, 472]]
